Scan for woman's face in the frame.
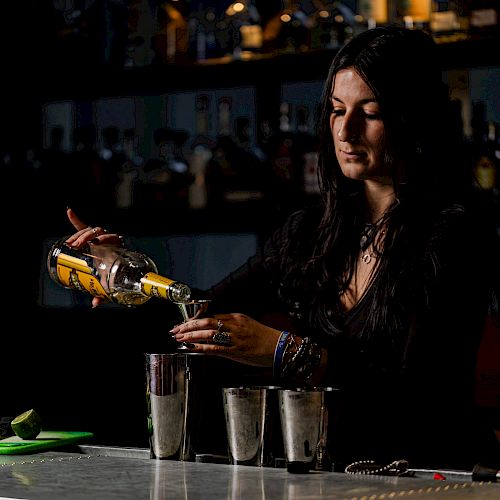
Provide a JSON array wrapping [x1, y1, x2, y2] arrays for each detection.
[[330, 68, 391, 185]]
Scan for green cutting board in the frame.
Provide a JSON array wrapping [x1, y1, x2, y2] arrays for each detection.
[[0, 430, 94, 454]]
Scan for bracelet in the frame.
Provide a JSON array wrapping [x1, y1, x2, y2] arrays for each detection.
[[280, 336, 322, 383], [273, 331, 290, 378]]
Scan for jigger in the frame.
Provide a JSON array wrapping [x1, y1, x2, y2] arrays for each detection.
[[175, 299, 211, 322], [174, 299, 211, 350]]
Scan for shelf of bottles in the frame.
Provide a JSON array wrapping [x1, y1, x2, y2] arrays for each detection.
[[30, 1, 499, 240], [44, 1, 500, 80]]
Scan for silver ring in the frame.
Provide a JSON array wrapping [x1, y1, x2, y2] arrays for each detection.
[[217, 319, 224, 332], [212, 331, 231, 346], [91, 227, 98, 236]]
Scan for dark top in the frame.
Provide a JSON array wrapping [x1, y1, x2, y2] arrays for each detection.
[[207, 205, 500, 470]]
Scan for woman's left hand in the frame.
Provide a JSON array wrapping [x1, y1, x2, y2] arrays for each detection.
[[169, 313, 281, 367]]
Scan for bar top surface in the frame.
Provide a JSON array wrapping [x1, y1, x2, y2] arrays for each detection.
[[0, 446, 498, 499]]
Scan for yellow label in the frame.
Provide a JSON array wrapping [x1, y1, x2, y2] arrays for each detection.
[[56, 257, 110, 299], [58, 253, 93, 274], [141, 272, 175, 300]]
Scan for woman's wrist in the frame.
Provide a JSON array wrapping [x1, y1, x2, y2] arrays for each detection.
[[273, 332, 327, 385]]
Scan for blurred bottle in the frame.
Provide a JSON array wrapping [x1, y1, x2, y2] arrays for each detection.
[[125, 0, 155, 67], [263, 0, 310, 54], [392, 0, 432, 29], [473, 118, 498, 192], [223, 0, 264, 59], [295, 105, 320, 199], [467, 0, 500, 38], [151, 0, 189, 64], [47, 239, 192, 306], [189, 94, 214, 209], [358, 0, 388, 28], [430, 0, 470, 43], [312, 1, 362, 48], [188, 2, 221, 61], [115, 128, 143, 224]]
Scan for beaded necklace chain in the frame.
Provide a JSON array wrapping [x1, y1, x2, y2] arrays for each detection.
[[359, 216, 385, 251], [345, 459, 410, 476], [359, 216, 386, 264]]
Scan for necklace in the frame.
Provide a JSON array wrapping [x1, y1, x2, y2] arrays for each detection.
[[359, 217, 386, 264], [362, 250, 375, 264]]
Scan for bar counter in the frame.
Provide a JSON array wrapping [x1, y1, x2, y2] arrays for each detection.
[[0, 445, 498, 499]]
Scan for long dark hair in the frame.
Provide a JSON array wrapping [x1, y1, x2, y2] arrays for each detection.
[[305, 26, 469, 342]]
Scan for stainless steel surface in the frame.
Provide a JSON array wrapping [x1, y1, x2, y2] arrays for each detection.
[[0, 448, 499, 499]]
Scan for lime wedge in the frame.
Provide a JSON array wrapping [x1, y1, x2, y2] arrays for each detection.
[[11, 409, 42, 440]]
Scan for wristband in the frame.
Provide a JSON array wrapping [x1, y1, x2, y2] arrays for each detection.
[[273, 331, 290, 378]]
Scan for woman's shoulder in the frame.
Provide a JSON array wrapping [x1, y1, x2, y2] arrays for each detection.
[[262, 205, 322, 264], [429, 203, 491, 246], [277, 205, 323, 238]]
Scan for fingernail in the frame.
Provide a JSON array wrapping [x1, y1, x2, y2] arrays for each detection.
[[169, 327, 179, 333]]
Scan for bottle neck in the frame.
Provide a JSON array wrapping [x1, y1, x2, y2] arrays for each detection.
[[141, 272, 180, 300]]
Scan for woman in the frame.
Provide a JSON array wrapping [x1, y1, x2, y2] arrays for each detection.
[[65, 26, 499, 470]]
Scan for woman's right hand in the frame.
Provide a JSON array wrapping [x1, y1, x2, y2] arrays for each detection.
[[65, 208, 122, 248], [64, 207, 123, 308]]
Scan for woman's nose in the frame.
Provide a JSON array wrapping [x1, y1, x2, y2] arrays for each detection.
[[337, 116, 359, 142]]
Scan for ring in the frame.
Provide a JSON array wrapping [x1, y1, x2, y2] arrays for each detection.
[[217, 319, 224, 332], [91, 227, 98, 236], [212, 331, 232, 346]]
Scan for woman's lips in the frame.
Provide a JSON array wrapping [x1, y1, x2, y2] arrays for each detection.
[[339, 149, 365, 160]]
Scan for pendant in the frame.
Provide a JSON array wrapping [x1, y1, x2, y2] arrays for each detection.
[[362, 253, 372, 264], [360, 234, 368, 250]]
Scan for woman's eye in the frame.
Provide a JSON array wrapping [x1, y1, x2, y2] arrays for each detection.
[[331, 108, 345, 116], [365, 113, 380, 120]]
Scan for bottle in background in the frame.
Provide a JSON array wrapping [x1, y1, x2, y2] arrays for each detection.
[[262, 0, 310, 54], [151, 0, 189, 64], [430, 0, 469, 42], [467, 0, 500, 38], [358, 0, 388, 29], [473, 119, 498, 192], [392, 0, 432, 30], [224, 0, 264, 59]]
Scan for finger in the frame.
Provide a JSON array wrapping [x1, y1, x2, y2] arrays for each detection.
[[188, 343, 233, 354], [66, 207, 89, 231], [92, 297, 102, 309], [174, 329, 214, 343], [66, 226, 113, 248], [98, 233, 123, 246], [65, 227, 98, 247], [179, 318, 213, 331]]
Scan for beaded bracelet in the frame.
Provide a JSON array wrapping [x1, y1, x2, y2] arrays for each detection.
[[344, 459, 409, 476], [280, 336, 322, 383]]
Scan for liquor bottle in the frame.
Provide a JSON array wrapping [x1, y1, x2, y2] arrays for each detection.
[[467, 0, 500, 37], [262, 0, 310, 54], [393, 0, 432, 29], [47, 238, 192, 306], [358, 0, 388, 29], [223, 0, 263, 59], [429, 1, 470, 43], [473, 120, 498, 192]]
